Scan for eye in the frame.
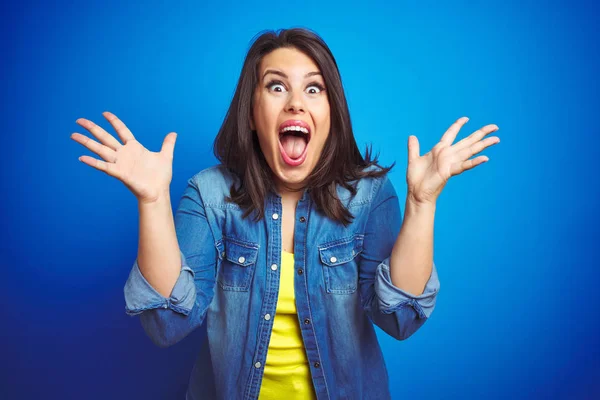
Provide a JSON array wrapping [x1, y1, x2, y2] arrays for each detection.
[[266, 80, 287, 93], [306, 83, 325, 94]]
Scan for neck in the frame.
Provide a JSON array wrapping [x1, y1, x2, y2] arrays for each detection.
[[274, 178, 306, 204]]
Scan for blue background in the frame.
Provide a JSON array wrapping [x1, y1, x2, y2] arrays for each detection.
[[2, 0, 598, 399]]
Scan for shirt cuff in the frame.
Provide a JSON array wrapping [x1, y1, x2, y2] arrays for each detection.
[[375, 257, 440, 319], [124, 251, 196, 316]]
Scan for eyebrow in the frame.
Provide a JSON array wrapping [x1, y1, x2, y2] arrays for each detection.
[[262, 69, 322, 81]]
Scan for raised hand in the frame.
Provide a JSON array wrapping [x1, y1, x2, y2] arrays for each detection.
[[406, 117, 500, 205], [70, 111, 178, 204]]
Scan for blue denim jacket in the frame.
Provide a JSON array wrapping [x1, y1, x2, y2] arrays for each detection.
[[124, 164, 440, 400]]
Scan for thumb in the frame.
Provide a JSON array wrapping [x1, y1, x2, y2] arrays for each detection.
[[161, 132, 177, 158], [408, 135, 420, 163]]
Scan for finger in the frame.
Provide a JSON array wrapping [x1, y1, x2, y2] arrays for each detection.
[[102, 111, 136, 144], [450, 155, 488, 176], [160, 132, 177, 159], [75, 118, 123, 151], [407, 135, 419, 163], [457, 135, 500, 162], [440, 116, 469, 145], [453, 124, 499, 152], [78, 155, 120, 178], [71, 132, 118, 163]]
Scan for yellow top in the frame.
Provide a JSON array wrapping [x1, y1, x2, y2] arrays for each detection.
[[258, 250, 317, 399]]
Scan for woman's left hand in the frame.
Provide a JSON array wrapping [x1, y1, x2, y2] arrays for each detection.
[[406, 117, 500, 206]]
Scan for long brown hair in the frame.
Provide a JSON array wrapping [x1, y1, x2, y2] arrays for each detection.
[[213, 27, 394, 226]]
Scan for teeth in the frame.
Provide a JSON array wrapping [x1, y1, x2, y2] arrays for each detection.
[[280, 125, 309, 134]]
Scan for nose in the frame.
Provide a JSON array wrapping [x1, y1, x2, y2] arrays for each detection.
[[285, 90, 305, 113]]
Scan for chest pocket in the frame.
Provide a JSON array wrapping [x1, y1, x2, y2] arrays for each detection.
[[216, 237, 259, 291], [318, 234, 364, 294]]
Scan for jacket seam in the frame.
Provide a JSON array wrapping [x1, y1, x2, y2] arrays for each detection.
[[302, 202, 331, 400]]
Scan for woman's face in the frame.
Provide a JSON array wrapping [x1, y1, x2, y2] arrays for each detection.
[[251, 47, 331, 192]]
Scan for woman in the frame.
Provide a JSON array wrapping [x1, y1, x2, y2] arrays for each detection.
[[70, 28, 499, 400]]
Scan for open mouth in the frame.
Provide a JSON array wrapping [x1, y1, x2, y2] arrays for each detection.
[[278, 122, 311, 167]]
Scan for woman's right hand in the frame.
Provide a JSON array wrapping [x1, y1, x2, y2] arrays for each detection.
[[71, 111, 178, 204]]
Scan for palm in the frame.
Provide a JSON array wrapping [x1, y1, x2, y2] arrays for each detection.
[[109, 139, 173, 201], [406, 117, 500, 205]]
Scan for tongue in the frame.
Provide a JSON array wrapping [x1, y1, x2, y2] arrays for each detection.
[[280, 135, 307, 159]]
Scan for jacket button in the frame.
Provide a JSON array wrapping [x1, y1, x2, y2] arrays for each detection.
[[299, 216, 306, 223], [255, 362, 261, 368], [272, 213, 279, 220], [297, 269, 303, 275], [238, 256, 245, 263], [304, 318, 310, 324], [271, 264, 278, 271], [314, 362, 320, 368], [330, 256, 337, 263]]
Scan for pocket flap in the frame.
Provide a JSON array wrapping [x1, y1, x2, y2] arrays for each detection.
[[318, 235, 364, 266], [221, 237, 259, 267]]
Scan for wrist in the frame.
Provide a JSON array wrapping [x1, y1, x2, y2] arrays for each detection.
[[406, 194, 437, 215], [138, 190, 171, 207]]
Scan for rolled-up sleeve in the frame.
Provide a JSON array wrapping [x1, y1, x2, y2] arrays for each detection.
[[359, 174, 440, 341], [375, 257, 439, 319], [124, 251, 196, 316]]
